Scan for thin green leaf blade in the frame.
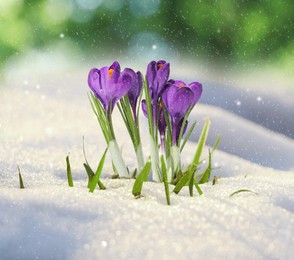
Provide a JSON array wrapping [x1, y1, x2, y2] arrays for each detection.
[[89, 148, 108, 193], [180, 120, 197, 152], [198, 149, 212, 184], [66, 155, 74, 187], [229, 189, 258, 197], [132, 161, 151, 197], [212, 135, 221, 154], [161, 155, 170, 205], [192, 119, 211, 166], [17, 165, 25, 189], [173, 171, 191, 194]]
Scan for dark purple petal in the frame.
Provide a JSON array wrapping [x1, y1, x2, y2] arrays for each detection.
[[189, 82, 203, 106], [109, 61, 121, 83], [146, 60, 170, 101], [126, 69, 143, 115], [88, 68, 108, 109], [166, 87, 194, 120], [116, 70, 133, 101], [154, 62, 170, 98], [141, 100, 148, 117], [146, 61, 157, 96], [158, 107, 166, 136]]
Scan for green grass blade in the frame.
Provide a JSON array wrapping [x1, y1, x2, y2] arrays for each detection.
[[180, 120, 197, 152], [192, 119, 211, 166], [229, 189, 258, 197], [212, 135, 221, 153], [17, 165, 25, 189], [132, 160, 151, 197], [194, 181, 203, 195], [178, 106, 193, 147], [173, 171, 191, 194], [161, 155, 170, 205], [66, 155, 74, 187], [83, 163, 94, 188], [89, 148, 108, 193], [97, 180, 106, 190], [143, 77, 154, 138], [198, 149, 212, 184]]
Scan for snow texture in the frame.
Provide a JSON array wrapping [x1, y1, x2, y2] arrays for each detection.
[[1, 61, 294, 259]]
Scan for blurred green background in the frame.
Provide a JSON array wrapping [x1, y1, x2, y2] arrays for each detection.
[[0, 0, 293, 73]]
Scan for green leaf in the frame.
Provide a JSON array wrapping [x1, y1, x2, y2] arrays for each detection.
[[17, 165, 25, 189], [229, 189, 258, 197], [212, 135, 221, 153], [132, 160, 151, 197], [173, 171, 191, 194], [88, 148, 108, 193], [66, 154, 74, 187], [178, 106, 193, 147], [198, 149, 212, 184], [194, 181, 203, 195], [143, 77, 154, 138], [161, 155, 170, 205], [191, 119, 211, 167], [180, 120, 197, 152], [83, 163, 94, 179]]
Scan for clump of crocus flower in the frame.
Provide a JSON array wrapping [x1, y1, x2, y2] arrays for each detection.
[[87, 60, 220, 205]]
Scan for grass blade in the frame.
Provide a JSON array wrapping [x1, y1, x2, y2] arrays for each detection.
[[229, 189, 258, 197], [212, 135, 221, 153], [66, 154, 74, 187], [173, 171, 191, 194], [88, 148, 108, 192], [198, 149, 212, 184], [132, 160, 151, 197], [161, 155, 170, 205], [180, 120, 197, 152], [17, 165, 25, 189], [191, 119, 211, 167]]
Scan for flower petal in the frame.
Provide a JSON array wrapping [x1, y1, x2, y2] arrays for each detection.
[[155, 62, 170, 97], [168, 87, 194, 119], [189, 82, 202, 105], [141, 99, 148, 117]]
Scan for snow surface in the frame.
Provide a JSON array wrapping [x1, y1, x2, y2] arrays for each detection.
[[1, 60, 294, 259]]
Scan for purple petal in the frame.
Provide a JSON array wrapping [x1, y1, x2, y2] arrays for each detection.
[[189, 82, 202, 105], [109, 61, 121, 83], [168, 87, 194, 120], [116, 69, 133, 102], [88, 68, 108, 109], [162, 84, 178, 112], [141, 99, 148, 117], [155, 62, 170, 97], [146, 61, 157, 92]]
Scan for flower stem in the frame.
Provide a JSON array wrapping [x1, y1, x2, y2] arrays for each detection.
[[108, 139, 129, 178], [150, 135, 161, 182], [170, 145, 181, 182], [135, 143, 145, 172]]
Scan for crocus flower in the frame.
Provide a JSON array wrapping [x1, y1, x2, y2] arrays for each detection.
[[146, 60, 170, 101], [162, 80, 202, 145], [127, 70, 143, 121], [144, 60, 170, 127], [88, 61, 133, 113]]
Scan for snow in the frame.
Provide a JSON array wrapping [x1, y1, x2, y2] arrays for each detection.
[[1, 60, 294, 259]]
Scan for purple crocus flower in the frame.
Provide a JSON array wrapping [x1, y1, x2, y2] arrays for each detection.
[[88, 61, 132, 113], [143, 60, 170, 129], [126, 70, 143, 122], [162, 80, 202, 145], [146, 60, 170, 101]]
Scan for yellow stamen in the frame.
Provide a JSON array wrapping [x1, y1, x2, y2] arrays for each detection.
[[108, 68, 114, 79], [157, 63, 163, 69], [179, 83, 184, 88]]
